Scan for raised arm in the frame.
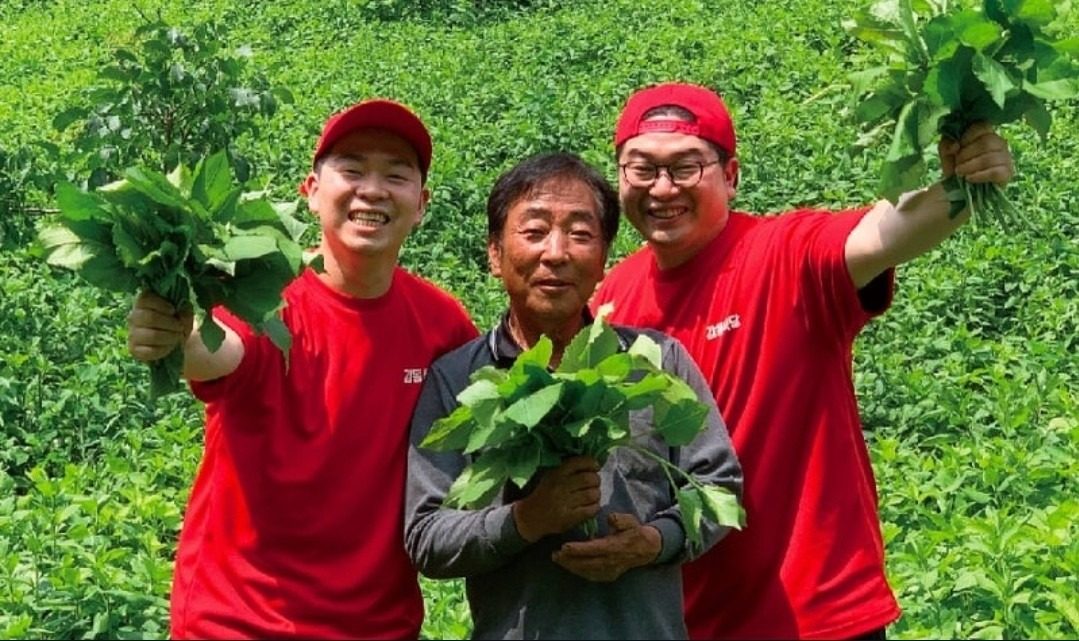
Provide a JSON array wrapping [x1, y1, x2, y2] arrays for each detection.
[[126, 291, 243, 382], [845, 122, 1015, 289]]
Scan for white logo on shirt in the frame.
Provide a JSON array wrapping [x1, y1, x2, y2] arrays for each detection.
[[403, 368, 427, 384], [705, 314, 741, 340]]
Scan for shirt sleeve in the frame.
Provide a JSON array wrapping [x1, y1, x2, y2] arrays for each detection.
[[786, 208, 896, 346], [403, 357, 531, 579], [649, 334, 744, 564]]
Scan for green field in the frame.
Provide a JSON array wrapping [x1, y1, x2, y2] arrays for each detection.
[[0, 0, 1076, 638]]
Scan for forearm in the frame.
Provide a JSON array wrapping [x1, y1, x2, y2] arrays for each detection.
[[180, 319, 244, 382], [404, 453, 530, 578], [846, 182, 970, 289]]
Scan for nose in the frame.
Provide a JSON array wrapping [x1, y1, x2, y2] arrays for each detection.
[[353, 175, 390, 200], [648, 170, 680, 198], [541, 230, 569, 263]]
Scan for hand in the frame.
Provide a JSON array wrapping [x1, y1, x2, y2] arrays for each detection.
[[939, 122, 1014, 186], [126, 291, 193, 362], [512, 456, 601, 543], [551, 513, 662, 583]]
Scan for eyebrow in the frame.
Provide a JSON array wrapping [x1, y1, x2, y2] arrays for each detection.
[[519, 207, 600, 223]]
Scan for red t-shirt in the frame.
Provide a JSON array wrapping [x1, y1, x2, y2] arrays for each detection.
[[593, 210, 901, 639], [173, 268, 478, 640]]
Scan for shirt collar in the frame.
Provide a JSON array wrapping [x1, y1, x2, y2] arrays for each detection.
[[487, 308, 628, 367]]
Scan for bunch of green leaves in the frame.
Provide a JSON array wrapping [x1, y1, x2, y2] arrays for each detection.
[[37, 151, 314, 398], [52, 17, 293, 188], [421, 306, 745, 548], [845, 0, 1079, 222]]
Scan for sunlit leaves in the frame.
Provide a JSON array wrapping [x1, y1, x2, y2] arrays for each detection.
[[38, 151, 314, 397], [421, 313, 742, 549], [846, 0, 1077, 220]]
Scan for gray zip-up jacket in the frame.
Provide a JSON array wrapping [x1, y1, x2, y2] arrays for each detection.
[[405, 317, 743, 640]]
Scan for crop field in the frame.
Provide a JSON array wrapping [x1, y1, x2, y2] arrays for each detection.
[[0, 0, 1076, 638]]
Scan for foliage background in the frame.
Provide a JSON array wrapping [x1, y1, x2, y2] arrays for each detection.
[[0, 0, 1076, 638]]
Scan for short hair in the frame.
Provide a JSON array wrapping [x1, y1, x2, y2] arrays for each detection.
[[618, 105, 731, 164], [486, 152, 620, 246]]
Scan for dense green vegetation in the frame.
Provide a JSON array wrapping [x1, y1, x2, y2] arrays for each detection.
[[0, 0, 1075, 639]]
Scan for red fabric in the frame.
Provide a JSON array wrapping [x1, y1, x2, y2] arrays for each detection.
[[592, 210, 901, 639], [174, 268, 478, 640], [614, 82, 737, 156]]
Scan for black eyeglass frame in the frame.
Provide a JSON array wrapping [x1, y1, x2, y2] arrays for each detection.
[[618, 158, 724, 188]]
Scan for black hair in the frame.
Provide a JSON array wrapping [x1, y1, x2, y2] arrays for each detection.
[[486, 152, 620, 246]]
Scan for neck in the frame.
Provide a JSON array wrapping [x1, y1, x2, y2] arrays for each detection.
[[316, 242, 396, 299], [506, 309, 585, 368]]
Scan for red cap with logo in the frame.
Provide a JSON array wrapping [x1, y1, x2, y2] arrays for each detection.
[[308, 98, 432, 180], [614, 82, 736, 157]]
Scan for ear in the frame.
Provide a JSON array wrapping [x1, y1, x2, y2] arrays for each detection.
[[487, 237, 503, 277], [724, 157, 740, 199], [412, 187, 431, 227], [302, 172, 320, 216]]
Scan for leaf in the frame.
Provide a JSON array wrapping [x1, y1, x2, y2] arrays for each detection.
[[56, 182, 109, 222], [627, 334, 662, 370], [223, 234, 279, 261], [1022, 101, 1052, 140], [677, 487, 704, 550], [38, 225, 99, 271], [954, 10, 1003, 51], [973, 53, 1016, 108], [653, 398, 709, 446], [1024, 77, 1079, 100], [1055, 37, 1079, 57], [191, 151, 233, 211], [149, 348, 185, 398], [445, 452, 510, 509], [505, 437, 543, 488], [52, 107, 87, 132], [621, 374, 671, 410], [502, 382, 563, 429], [558, 315, 620, 373], [1013, 0, 1056, 28], [199, 316, 226, 353], [880, 153, 927, 203], [422, 405, 476, 451], [699, 484, 747, 529], [122, 166, 191, 211]]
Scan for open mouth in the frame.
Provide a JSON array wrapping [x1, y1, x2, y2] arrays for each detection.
[[648, 206, 687, 221], [348, 210, 390, 227]]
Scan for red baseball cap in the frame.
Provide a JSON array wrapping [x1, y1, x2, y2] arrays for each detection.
[[310, 98, 432, 180], [614, 82, 736, 157]]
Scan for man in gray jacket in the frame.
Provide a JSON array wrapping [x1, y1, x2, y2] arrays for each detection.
[[404, 152, 743, 639]]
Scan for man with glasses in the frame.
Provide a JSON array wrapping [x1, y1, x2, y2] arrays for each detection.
[[592, 82, 1014, 639]]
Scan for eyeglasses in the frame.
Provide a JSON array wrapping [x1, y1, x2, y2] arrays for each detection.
[[619, 159, 722, 188]]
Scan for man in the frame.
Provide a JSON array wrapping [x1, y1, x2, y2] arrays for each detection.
[[591, 82, 1015, 639], [126, 99, 478, 639], [404, 152, 743, 639]]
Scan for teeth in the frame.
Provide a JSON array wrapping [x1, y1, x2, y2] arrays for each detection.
[[650, 208, 684, 220], [349, 212, 389, 225]]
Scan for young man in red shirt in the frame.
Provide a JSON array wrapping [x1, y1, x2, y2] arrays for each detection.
[[591, 82, 1014, 639], [127, 99, 478, 639]]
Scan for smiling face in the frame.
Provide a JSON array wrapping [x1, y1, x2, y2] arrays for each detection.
[[303, 128, 429, 265], [488, 177, 608, 335], [618, 131, 739, 269]]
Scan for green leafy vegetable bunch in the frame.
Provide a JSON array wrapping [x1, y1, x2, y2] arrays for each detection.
[[39, 151, 314, 397], [846, 0, 1078, 220], [421, 305, 745, 547]]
